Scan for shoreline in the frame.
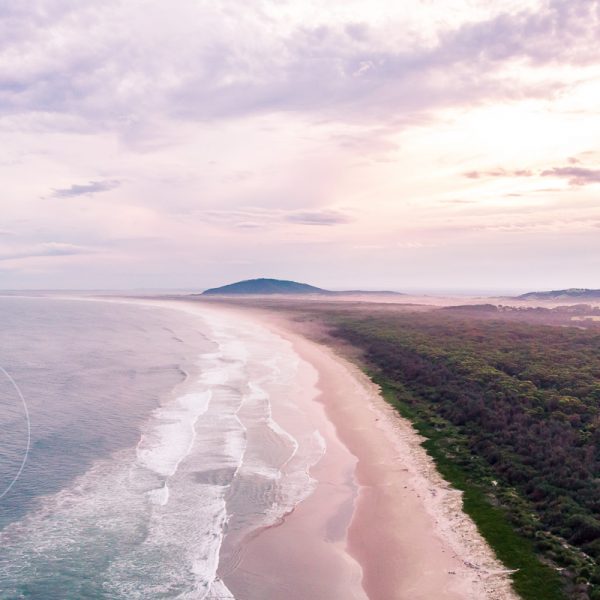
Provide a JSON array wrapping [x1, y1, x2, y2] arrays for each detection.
[[191, 300, 519, 600], [25, 293, 519, 599]]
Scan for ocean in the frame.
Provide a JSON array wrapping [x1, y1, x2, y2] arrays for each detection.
[[0, 296, 326, 599]]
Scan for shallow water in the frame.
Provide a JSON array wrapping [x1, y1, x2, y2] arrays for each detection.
[[0, 297, 326, 599]]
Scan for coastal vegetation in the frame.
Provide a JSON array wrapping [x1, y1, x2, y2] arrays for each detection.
[[517, 289, 600, 301], [326, 310, 600, 600]]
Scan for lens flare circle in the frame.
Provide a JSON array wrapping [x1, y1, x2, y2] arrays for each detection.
[[0, 367, 31, 500]]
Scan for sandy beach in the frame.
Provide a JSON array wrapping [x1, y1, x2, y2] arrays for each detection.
[[183, 300, 519, 600]]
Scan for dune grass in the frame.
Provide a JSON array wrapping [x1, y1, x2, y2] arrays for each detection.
[[377, 378, 566, 600]]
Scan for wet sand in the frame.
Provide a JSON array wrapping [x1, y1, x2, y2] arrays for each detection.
[[182, 300, 519, 600]]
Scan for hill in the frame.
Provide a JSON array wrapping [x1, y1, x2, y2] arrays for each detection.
[[202, 278, 330, 295], [201, 278, 404, 296], [518, 288, 600, 300]]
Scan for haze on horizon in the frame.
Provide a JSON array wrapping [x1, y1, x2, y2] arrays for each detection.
[[1, 0, 599, 293]]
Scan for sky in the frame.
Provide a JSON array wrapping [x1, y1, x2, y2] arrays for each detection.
[[1, 0, 599, 293]]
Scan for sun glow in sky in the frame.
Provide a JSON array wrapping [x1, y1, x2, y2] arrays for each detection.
[[1, 0, 599, 292]]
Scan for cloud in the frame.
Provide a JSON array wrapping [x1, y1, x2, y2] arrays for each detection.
[[41, 242, 93, 256], [285, 210, 351, 226], [437, 0, 600, 67], [477, 216, 600, 233], [0, 242, 95, 262], [464, 161, 600, 187], [0, 0, 598, 134], [200, 206, 351, 229], [541, 167, 600, 186], [464, 168, 534, 179], [166, 0, 598, 123], [51, 180, 121, 198]]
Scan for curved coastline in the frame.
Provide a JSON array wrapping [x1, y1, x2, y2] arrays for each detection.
[[62, 294, 519, 599], [182, 299, 519, 600], [0, 293, 520, 599]]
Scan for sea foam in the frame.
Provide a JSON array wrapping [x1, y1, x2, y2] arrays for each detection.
[[136, 390, 212, 479], [0, 302, 326, 600]]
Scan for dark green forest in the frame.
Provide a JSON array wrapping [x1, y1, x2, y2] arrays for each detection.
[[326, 311, 600, 600]]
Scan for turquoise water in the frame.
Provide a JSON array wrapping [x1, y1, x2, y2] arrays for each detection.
[[0, 297, 210, 598], [0, 297, 325, 600]]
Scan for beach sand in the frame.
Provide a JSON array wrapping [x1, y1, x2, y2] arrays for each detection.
[[179, 299, 519, 600]]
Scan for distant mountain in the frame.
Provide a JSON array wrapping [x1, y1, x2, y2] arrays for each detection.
[[201, 278, 404, 296], [518, 288, 600, 300], [202, 278, 330, 295]]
